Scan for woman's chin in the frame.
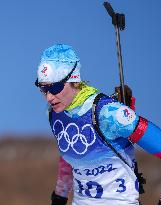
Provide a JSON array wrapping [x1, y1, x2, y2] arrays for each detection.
[[52, 104, 65, 113]]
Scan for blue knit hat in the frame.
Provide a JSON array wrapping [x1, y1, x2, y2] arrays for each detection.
[[37, 44, 81, 83]]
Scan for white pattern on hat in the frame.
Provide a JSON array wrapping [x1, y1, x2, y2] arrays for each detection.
[[37, 44, 81, 83]]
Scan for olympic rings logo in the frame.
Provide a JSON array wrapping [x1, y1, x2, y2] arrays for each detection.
[[53, 120, 96, 155]]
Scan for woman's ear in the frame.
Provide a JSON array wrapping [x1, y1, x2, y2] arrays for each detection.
[[72, 82, 81, 88]]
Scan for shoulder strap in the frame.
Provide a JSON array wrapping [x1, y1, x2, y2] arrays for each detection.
[[92, 93, 131, 168], [92, 93, 146, 194]]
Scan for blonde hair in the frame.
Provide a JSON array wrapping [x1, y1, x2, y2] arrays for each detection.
[[71, 81, 89, 90]]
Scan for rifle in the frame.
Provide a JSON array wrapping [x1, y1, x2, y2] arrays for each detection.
[[103, 2, 146, 205], [103, 1, 126, 104]]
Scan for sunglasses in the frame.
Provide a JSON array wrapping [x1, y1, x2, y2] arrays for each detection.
[[35, 61, 78, 95]]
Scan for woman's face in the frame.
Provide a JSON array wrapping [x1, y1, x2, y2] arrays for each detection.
[[45, 83, 79, 113]]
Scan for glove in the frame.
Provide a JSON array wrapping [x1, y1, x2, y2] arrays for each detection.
[[158, 198, 161, 205], [115, 85, 133, 107], [51, 191, 68, 205]]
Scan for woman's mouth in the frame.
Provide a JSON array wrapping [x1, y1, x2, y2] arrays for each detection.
[[51, 102, 60, 107]]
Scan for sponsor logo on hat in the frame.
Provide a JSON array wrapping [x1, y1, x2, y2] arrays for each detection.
[[70, 74, 80, 79], [41, 65, 48, 77]]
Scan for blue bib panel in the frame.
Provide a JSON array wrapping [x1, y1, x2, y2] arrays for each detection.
[[51, 95, 134, 168]]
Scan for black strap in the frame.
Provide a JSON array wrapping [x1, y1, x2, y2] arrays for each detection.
[[92, 93, 146, 194], [48, 105, 53, 128], [134, 162, 146, 194], [92, 93, 131, 168]]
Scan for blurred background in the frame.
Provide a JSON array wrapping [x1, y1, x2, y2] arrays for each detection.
[[0, 0, 161, 204]]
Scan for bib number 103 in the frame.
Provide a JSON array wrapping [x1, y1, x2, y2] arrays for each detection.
[[75, 178, 128, 198]]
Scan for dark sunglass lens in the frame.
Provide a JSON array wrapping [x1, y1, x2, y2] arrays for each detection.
[[49, 82, 65, 95], [39, 82, 65, 95]]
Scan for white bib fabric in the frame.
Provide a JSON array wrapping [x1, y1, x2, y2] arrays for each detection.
[[72, 156, 139, 205]]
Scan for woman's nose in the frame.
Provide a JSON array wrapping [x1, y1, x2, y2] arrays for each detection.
[[46, 92, 54, 103]]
